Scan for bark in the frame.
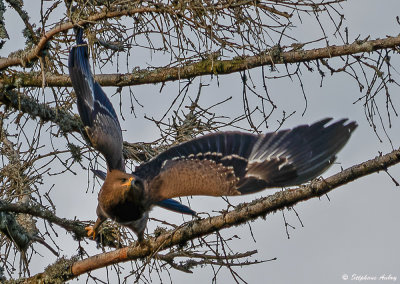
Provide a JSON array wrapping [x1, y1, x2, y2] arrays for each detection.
[[0, 89, 154, 162], [0, 201, 87, 238], [1, 35, 400, 88], [9, 147, 399, 283], [0, 1, 290, 71], [0, 88, 82, 134]]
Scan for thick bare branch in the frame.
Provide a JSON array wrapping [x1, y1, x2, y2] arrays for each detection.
[[1, 0, 398, 282], [12, 147, 399, 282], [0, 0, 293, 71], [2, 35, 400, 88]]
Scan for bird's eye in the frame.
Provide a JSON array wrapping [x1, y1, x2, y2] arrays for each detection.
[[121, 177, 131, 185]]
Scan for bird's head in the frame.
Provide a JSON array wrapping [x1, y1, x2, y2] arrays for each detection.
[[99, 170, 147, 224], [119, 173, 134, 189], [105, 170, 145, 202]]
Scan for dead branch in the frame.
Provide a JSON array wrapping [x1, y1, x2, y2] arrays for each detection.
[[0, 201, 86, 239], [2, 35, 400, 88], [0, 0, 398, 282], [10, 147, 399, 283], [0, 0, 307, 71], [0, 89, 163, 163]]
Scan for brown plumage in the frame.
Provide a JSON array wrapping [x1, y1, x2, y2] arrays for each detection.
[[69, 28, 357, 241], [151, 158, 242, 199], [87, 170, 148, 240]]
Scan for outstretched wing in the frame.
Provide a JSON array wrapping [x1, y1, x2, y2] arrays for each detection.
[[136, 119, 357, 200], [134, 131, 258, 181], [238, 118, 357, 193], [68, 28, 124, 171]]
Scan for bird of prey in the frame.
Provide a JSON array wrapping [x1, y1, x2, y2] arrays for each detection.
[[69, 28, 357, 241]]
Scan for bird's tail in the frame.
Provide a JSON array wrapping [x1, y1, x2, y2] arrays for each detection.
[[74, 27, 85, 45], [68, 27, 94, 128]]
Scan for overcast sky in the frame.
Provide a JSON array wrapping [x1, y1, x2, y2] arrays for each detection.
[[2, 1, 400, 283]]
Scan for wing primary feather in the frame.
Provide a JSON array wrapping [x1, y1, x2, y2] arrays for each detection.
[[240, 118, 357, 193], [134, 132, 259, 180], [136, 119, 356, 199]]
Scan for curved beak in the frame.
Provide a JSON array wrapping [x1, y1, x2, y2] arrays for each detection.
[[122, 177, 134, 187]]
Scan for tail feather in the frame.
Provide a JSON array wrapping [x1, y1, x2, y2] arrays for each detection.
[[68, 34, 94, 128], [69, 28, 124, 171]]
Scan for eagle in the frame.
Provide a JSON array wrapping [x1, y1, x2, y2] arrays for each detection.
[[68, 28, 357, 241]]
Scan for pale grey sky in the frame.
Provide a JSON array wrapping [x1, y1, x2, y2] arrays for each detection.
[[1, 1, 399, 283]]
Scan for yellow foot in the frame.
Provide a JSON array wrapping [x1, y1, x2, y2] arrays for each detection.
[[85, 226, 96, 239]]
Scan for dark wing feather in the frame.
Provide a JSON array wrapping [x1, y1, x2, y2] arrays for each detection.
[[156, 199, 196, 215], [68, 28, 124, 171], [134, 132, 258, 180], [238, 118, 357, 193], [139, 119, 356, 199]]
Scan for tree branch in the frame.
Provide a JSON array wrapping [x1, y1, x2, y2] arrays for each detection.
[[0, 88, 83, 134], [0, 88, 155, 162], [0, 201, 87, 239], [0, 0, 293, 71], [13, 147, 399, 283], [2, 35, 400, 88]]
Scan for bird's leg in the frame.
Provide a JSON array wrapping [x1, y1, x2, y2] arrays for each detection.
[[125, 218, 147, 244], [137, 230, 144, 243], [85, 217, 105, 239]]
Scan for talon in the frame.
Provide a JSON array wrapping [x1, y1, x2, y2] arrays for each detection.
[[85, 226, 96, 239]]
